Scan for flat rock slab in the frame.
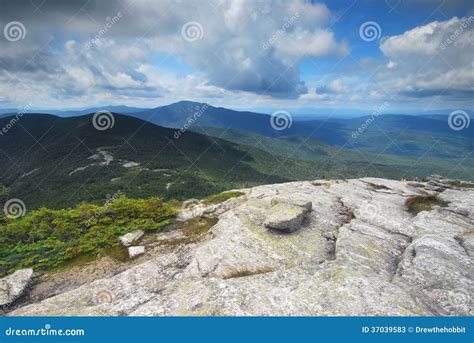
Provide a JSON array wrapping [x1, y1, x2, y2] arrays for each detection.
[[128, 246, 145, 258], [264, 203, 307, 233], [0, 268, 34, 306], [119, 230, 144, 247]]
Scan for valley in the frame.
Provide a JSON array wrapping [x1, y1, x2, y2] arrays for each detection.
[[0, 103, 472, 210]]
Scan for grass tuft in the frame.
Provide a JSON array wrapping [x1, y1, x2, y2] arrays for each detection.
[[222, 266, 274, 279], [202, 191, 245, 205], [446, 180, 474, 188], [405, 194, 449, 214]]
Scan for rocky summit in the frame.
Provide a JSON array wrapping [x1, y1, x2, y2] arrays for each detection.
[[7, 178, 474, 316]]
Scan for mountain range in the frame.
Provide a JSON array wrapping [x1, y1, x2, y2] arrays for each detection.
[[0, 101, 472, 209], [130, 101, 473, 157]]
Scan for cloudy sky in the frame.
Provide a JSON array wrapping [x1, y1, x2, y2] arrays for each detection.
[[0, 0, 473, 114]]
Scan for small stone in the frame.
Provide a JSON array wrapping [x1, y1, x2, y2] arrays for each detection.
[[0, 268, 34, 306], [128, 246, 145, 258], [264, 203, 307, 233], [119, 230, 144, 247]]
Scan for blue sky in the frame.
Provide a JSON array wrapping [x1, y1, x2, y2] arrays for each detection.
[[0, 0, 473, 115]]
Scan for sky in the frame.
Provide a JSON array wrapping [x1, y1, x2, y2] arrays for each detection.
[[0, 0, 473, 115]]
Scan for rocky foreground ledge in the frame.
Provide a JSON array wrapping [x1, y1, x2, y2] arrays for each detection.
[[7, 178, 474, 316]]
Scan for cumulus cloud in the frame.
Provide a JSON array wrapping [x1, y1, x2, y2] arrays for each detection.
[[380, 16, 474, 99], [0, 1, 472, 111], [0, 0, 348, 107], [140, 0, 347, 97]]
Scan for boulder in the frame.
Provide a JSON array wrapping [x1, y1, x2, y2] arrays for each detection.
[[119, 230, 144, 247], [264, 202, 308, 233], [0, 268, 34, 306], [128, 246, 145, 258]]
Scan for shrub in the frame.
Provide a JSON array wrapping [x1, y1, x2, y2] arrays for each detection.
[[0, 196, 175, 276]]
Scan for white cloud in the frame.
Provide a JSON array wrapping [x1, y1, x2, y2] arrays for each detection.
[[380, 16, 474, 98], [0, 0, 347, 107], [0, 1, 472, 111]]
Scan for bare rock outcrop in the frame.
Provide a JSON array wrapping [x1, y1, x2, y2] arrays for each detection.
[[9, 178, 473, 316], [1, 268, 34, 307]]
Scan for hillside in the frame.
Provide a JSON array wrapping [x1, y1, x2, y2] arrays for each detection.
[[0, 113, 288, 209], [191, 126, 474, 180]]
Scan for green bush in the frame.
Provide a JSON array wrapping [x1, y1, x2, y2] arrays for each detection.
[[202, 191, 245, 205], [0, 196, 175, 276]]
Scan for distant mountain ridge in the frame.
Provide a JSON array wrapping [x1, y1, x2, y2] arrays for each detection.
[[130, 101, 345, 145], [2, 103, 471, 119], [1, 101, 472, 159], [0, 105, 149, 118], [1, 103, 472, 211], [126, 102, 473, 157]]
